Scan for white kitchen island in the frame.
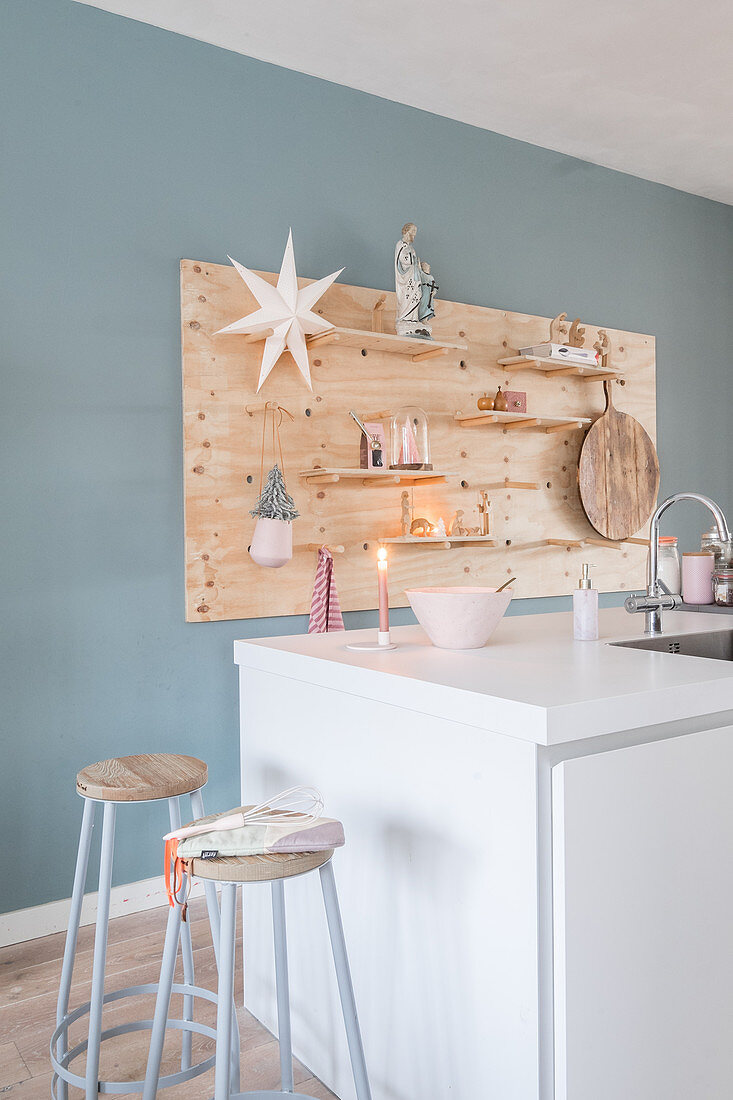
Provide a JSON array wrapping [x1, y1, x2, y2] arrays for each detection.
[[234, 608, 733, 1100]]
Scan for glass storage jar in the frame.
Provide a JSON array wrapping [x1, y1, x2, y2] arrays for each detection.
[[702, 528, 723, 560], [657, 536, 681, 595], [701, 529, 733, 568], [390, 406, 432, 470], [712, 567, 733, 607]]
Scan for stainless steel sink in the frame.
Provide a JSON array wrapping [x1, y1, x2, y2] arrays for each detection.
[[611, 629, 733, 662]]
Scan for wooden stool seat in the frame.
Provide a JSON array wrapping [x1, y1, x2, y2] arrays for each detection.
[[76, 753, 208, 802], [187, 849, 334, 883]]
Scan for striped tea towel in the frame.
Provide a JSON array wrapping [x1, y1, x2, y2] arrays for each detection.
[[308, 546, 344, 633]]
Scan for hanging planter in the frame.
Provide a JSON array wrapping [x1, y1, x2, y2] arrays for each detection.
[[249, 406, 299, 569]]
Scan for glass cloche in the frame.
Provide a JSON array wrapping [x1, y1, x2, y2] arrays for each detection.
[[390, 406, 432, 470]]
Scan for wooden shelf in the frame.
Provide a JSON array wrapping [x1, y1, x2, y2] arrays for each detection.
[[497, 354, 620, 381], [299, 467, 456, 486], [304, 326, 468, 361], [455, 410, 592, 433], [379, 536, 498, 550]]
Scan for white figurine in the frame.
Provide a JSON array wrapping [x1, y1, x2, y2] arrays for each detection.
[[434, 516, 447, 538], [395, 223, 436, 338]]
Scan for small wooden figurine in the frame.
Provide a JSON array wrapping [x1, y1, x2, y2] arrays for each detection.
[[400, 490, 412, 536], [549, 312, 569, 343], [371, 294, 387, 333], [568, 318, 586, 348], [450, 510, 467, 536], [478, 491, 491, 536], [494, 387, 508, 412], [410, 518, 432, 537], [477, 393, 494, 411], [593, 329, 611, 370]]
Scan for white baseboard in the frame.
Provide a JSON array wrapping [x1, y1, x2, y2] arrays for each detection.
[[0, 875, 207, 948]]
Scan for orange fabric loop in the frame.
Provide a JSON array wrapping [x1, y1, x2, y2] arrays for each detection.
[[164, 838, 183, 908]]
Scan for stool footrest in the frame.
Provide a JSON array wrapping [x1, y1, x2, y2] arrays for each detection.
[[229, 1093, 325, 1099], [51, 980, 218, 1094]]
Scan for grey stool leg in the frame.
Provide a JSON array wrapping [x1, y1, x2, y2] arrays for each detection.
[[168, 796, 194, 1070], [271, 878, 294, 1092], [85, 801, 116, 1100], [190, 788, 241, 1094], [142, 876, 185, 1100], [214, 883, 238, 1100], [319, 860, 372, 1100], [56, 797, 96, 1100]]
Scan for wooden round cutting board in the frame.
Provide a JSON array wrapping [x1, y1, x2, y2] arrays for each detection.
[[578, 381, 659, 541]]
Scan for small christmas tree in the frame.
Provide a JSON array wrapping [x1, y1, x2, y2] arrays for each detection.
[[249, 464, 299, 522]]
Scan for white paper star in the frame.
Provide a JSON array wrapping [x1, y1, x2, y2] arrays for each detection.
[[215, 230, 343, 391]]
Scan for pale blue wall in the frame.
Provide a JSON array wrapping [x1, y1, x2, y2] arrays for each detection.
[[2, 0, 732, 911]]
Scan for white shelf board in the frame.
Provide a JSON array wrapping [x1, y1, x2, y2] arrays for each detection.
[[378, 535, 498, 548], [304, 326, 468, 359], [299, 468, 456, 485], [454, 411, 592, 432], [497, 354, 620, 379]]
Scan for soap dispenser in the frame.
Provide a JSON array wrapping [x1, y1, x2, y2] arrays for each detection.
[[573, 562, 598, 640]]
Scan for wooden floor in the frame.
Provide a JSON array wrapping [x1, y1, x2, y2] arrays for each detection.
[[0, 897, 338, 1099]]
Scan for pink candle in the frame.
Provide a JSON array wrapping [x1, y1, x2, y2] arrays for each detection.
[[377, 548, 389, 633]]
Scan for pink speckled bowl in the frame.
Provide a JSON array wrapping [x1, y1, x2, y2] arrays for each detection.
[[406, 586, 513, 650]]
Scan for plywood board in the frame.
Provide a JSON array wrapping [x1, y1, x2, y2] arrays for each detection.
[[181, 260, 656, 622]]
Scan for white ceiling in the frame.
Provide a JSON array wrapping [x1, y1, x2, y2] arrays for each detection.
[[75, 0, 733, 205]]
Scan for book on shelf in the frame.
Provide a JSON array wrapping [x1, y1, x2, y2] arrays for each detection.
[[518, 343, 600, 365]]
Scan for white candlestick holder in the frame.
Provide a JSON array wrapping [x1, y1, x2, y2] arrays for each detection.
[[345, 630, 397, 652]]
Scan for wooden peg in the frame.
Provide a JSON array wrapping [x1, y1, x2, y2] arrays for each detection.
[[306, 329, 338, 347], [544, 421, 583, 434], [504, 418, 540, 430], [411, 346, 449, 363], [504, 478, 540, 490], [242, 329, 274, 343], [302, 472, 340, 483], [306, 543, 345, 553], [546, 538, 585, 548], [584, 537, 623, 550]]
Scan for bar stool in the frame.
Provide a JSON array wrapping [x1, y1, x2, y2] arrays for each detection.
[[51, 753, 239, 1100], [144, 845, 372, 1100]]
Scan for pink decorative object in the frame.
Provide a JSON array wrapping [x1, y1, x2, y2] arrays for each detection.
[[406, 586, 513, 650], [504, 390, 527, 413], [249, 517, 293, 568], [682, 552, 715, 604]]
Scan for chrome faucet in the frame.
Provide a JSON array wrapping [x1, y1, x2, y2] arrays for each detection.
[[625, 492, 731, 635]]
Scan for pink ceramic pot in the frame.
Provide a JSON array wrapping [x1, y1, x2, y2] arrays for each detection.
[[406, 586, 513, 649], [249, 517, 293, 568]]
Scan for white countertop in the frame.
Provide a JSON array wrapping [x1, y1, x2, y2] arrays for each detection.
[[234, 608, 733, 746]]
